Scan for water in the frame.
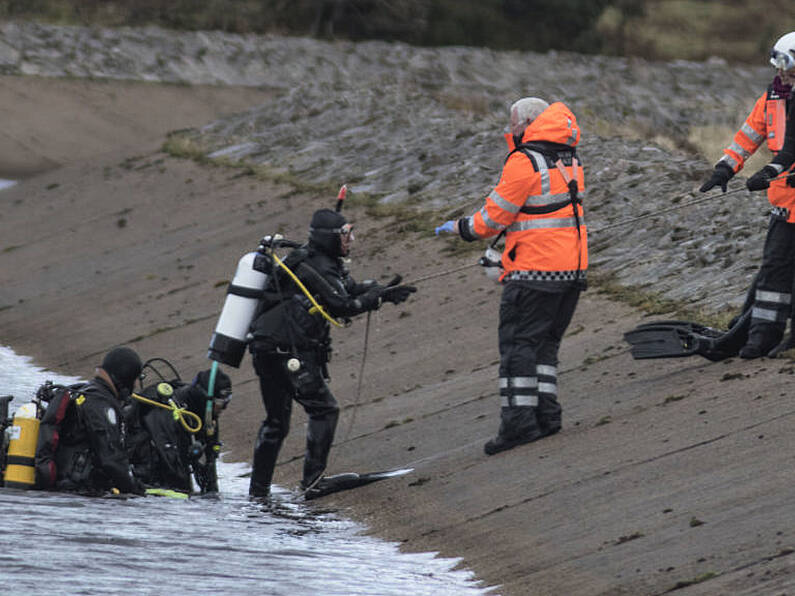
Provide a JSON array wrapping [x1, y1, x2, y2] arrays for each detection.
[[0, 347, 493, 595]]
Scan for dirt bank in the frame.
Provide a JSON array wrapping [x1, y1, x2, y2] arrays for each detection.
[[3, 75, 795, 595]]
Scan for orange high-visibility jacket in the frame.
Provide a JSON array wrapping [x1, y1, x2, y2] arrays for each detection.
[[459, 101, 587, 283], [719, 88, 795, 221]]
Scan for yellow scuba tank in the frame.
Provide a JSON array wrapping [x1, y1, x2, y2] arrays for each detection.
[[4, 402, 40, 489]]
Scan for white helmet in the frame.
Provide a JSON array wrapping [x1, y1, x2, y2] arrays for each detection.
[[770, 32, 795, 71]]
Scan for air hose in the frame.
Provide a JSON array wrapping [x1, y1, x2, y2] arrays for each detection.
[[270, 252, 345, 328], [131, 387, 202, 434]]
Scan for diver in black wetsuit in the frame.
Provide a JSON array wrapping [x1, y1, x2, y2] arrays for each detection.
[[247, 209, 416, 498]]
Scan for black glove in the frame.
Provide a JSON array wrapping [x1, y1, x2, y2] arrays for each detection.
[[380, 284, 417, 305], [699, 163, 733, 193], [746, 165, 779, 191]]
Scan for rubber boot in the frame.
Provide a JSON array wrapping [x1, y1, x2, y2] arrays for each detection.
[[484, 406, 542, 455], [537, 394, 562, 438], [301, 411, 338, 490], [739, 321, 784, 359]]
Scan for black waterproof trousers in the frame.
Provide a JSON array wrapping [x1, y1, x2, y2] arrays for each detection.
[[745, 215, 795, 355], [496, 283, 580, 442], [249, 350, 339, 497]]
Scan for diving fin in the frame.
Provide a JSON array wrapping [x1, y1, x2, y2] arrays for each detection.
[[624, 321, 723, 360], [303, 468, 413, 500]]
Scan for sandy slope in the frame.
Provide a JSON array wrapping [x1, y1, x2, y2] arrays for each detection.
[[2, 75, 795, 595]]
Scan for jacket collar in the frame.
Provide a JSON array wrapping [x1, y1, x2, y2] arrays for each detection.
[[94, 367, 119, 399]]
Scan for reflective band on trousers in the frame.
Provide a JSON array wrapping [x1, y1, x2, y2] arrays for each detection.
[[756, 289, 792, 304], [507, 216, 583, 232], [501, 395, 538, 407], [751, 306, 787, 322], [499, 377, 537, 389], [537, 364, 558, 395]]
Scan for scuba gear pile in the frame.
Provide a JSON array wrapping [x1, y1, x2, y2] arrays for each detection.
[[127, 358, 230, 494]]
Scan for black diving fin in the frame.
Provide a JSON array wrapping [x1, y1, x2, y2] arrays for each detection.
[[303, 468, 413, 500], [624, 320, 724, 360]]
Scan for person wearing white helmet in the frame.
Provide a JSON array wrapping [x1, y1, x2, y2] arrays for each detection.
[[700, 31, 795, 358]]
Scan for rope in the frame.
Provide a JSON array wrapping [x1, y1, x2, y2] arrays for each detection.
[[324, 310, 373, 481], [131, 389, 202, 434], [411, 175, 793, 286]]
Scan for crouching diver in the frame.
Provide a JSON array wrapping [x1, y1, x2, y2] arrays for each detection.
[[36, 347, 146, 496], [247, 208, 416, 498], [125, 363, 232, 494]]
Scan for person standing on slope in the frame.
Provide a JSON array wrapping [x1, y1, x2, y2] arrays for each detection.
[[436, 97, 588, 455], [700, 32, 795, 358], [247, 209, 416, 498]]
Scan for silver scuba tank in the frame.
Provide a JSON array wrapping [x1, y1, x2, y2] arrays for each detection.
[[207, 251, 269, 367]]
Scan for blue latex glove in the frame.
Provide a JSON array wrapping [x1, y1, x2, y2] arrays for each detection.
[[435, 220, 457, 235]]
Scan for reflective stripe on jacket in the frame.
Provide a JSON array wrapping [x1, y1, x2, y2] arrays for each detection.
[[460, 102, 588, 281], [718, 88, 795, 222]]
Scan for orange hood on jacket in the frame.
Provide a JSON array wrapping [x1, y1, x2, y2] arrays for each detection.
[[504, 101, 581, 150]]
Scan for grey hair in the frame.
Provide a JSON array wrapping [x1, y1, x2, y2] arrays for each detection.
[[510, 97, 550, 137]]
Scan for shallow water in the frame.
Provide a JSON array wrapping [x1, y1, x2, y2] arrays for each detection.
[[0, 347, 492, 595]]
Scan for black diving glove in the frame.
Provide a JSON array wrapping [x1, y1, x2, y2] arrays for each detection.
[[746, 165, 779, 191], [699, 163, 733, 193], [380, 285, 417, 305]]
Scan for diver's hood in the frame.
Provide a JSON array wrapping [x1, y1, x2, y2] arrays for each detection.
[[308, 208, 347, 257]]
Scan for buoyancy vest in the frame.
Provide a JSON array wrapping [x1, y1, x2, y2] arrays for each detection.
[[719, 88, 795, 221], [34, 384, 83, 489], [461, 102, 588, 283]]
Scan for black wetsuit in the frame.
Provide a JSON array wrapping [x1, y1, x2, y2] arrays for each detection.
[[55, 377, 143, 495], [247, 244, 382, 496]]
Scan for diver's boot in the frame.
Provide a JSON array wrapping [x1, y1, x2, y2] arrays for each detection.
[[249, 425, 282, 498], [301, 407, 338, 491]]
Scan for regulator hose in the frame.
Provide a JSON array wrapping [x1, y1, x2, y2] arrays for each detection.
[[131, 388, 202, 434], [270, 252, 345, 328]]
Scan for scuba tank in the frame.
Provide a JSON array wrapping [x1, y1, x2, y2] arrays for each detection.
[[207, 250, 270, 367], [3, 401, 40, 489]]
